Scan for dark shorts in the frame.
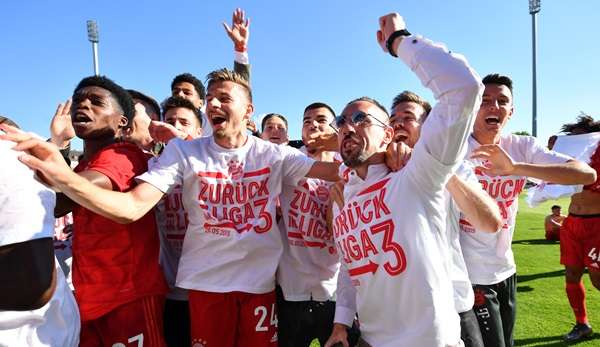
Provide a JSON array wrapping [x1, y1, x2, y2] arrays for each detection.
[[472, 274, 516, 347]]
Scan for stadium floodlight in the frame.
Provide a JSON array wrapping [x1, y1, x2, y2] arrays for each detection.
[[529, 0, 541, 14], [86, 20, 99, 76], [528, 0, 540, 137]]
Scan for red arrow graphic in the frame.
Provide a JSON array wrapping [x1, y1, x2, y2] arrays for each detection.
[[348, 260, 379, 277]]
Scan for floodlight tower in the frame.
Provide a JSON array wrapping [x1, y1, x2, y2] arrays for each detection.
[[529, 0, 541, 137], [86, 20, 99, 76]]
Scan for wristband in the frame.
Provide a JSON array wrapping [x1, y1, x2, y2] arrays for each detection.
[[386, 29, 411, 57], [235, 44, 247, 53]]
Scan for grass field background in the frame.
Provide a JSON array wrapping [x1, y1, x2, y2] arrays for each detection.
[[513, 194, 600, 346]]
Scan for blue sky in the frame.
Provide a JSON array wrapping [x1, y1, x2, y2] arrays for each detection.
[[1, 1, 598, 149]]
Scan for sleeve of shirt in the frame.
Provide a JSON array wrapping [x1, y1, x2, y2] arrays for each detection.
[[334, 264, 356, 326], [397, 35, 483, 169], [86, 144, 148, 192], [525, 136, 573, 164], [280, 145, 316, 187], [234, 52, 250, 83], [0, 141, 56, 246], [137, 139, 186, 194], [456, 160, 479, 184]]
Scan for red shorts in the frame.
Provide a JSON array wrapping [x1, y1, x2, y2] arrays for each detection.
[[80, 295, 166, 347], [560, 214, 600, 270], [189, 290, 278, 347]]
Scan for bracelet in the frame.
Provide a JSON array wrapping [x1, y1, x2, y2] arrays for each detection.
[[235, 44, 247, 53], [386, 29, 411, 57]]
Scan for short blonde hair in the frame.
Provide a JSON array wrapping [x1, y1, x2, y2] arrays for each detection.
[[206, 68, 252, 102]]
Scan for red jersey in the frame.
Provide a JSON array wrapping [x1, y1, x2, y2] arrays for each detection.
[[73, 142, 167, 321], [584, 141, 600, 193]]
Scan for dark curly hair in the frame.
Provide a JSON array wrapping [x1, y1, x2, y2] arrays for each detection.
[[482, 73, 513, 94], [74, 76, 135, 123], [171, 73, 206, 101], [561, 113, 600, 135]]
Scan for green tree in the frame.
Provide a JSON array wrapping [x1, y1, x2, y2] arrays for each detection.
[[513, 130, 531, 136]]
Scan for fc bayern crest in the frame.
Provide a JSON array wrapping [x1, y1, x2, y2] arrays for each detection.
[[227, 159, 244, 180], [315, 184, 330, 202]]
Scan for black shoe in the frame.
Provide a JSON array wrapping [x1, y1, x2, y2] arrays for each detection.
[[564, 323, 593, 342]]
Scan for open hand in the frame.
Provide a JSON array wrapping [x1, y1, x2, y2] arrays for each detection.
[[470, 144, 515, 176], [223, 8, 250, 51], [50, 99, 75, 148]]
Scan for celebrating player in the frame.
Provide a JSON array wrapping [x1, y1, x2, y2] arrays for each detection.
[[329, 12, 483, 346], [461, 74, 596, 347]]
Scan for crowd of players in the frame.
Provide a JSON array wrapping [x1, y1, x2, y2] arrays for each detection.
[[1, 9, 600, 347]]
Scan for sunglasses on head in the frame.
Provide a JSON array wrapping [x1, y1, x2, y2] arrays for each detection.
[[330, 111, 388, 132]]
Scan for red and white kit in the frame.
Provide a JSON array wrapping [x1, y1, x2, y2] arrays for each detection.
[[138, 135, 314, 344], [332, 34, 483, 346], [460, 135, 571, 285], [72, 143, 167, 347]]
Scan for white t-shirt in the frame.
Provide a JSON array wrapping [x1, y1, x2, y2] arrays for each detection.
[[138, 135, 314, 294], [149, 151, 190, 301], [0, 139, 80, 347], [460, 134, 572, 285], [332, 34, 483, 347], [0, 141, 56, 245], [445, 161, 478, 313], [277, 177, 340, 301]]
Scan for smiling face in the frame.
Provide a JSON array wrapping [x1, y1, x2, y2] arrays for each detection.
[[71, 86, 128, 141], [338, 101, 393, 168], [205, 80, 253, 139], [302, 106, 336, 154], [164, 107, 202, 138], [473, 83, 514, 144], [261, 116, 288, 144], [390, 101, 426, 148]]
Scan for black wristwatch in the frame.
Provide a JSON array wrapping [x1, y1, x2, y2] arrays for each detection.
[[386, 29, 411, 58]]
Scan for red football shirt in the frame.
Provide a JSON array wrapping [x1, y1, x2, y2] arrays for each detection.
[[72, 142, 167, 321]]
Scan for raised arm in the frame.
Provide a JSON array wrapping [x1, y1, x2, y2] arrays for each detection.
[[377, 13, 483, 165], [224, 8, 251, 82]]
